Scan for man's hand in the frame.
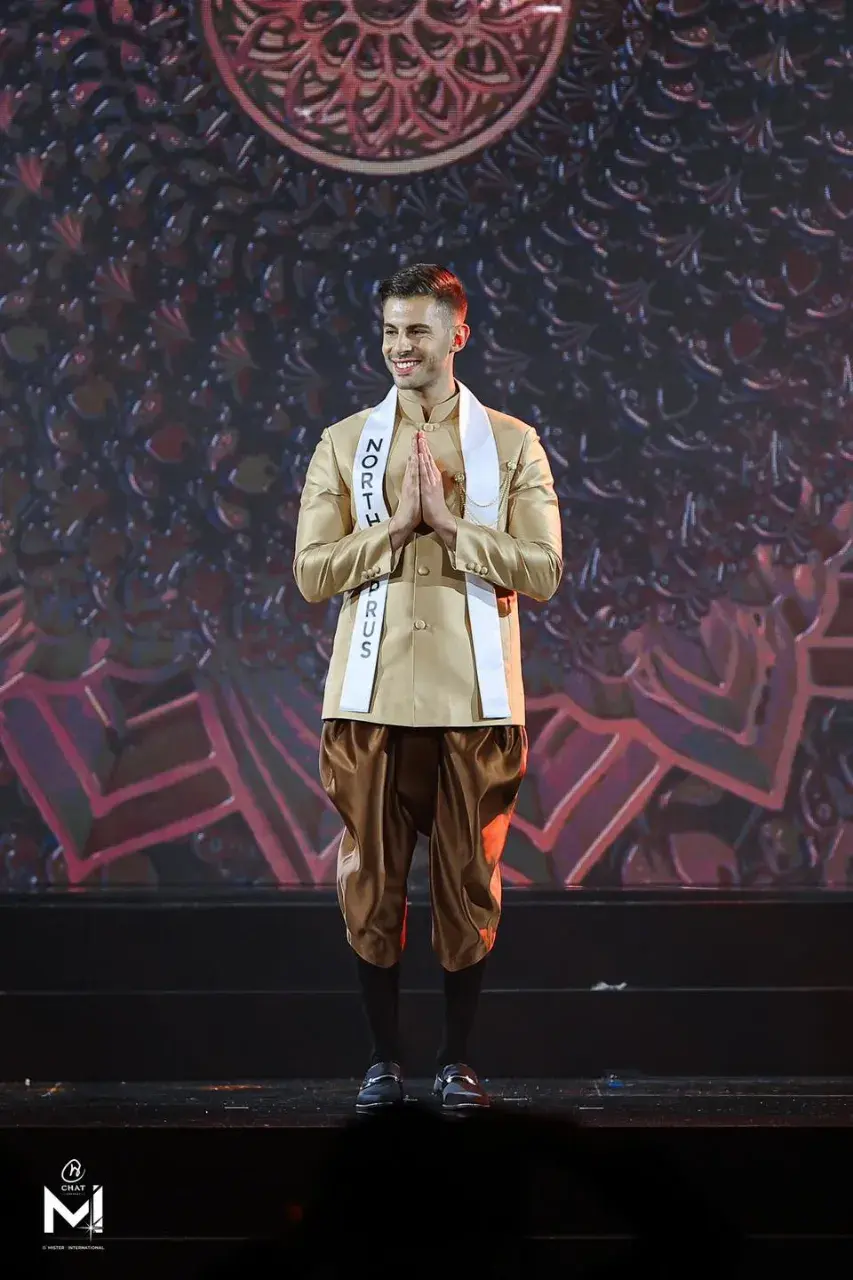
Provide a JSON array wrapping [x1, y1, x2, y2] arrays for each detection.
[[417, 432, 457, 550], [389, 435, 421, 551]]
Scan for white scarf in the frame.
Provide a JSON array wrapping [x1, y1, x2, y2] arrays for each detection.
[[338, 381, 510, 719]]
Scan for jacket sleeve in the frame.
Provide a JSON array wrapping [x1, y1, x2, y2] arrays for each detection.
[[449, 428, 563, 603], [293, 428, 402, 604]]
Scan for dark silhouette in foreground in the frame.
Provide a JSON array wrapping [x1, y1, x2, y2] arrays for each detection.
[[202, 1101, 743, 1278]]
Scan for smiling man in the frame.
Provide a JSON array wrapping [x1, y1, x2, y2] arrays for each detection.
[[294, 264, 562, 1112]]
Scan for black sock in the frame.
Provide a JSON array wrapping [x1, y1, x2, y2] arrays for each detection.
[[437, 956, 487, 1067], [355, 955, 401, 1065]]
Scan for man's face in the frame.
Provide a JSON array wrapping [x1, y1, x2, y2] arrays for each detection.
[[381, 295, 468, 392]]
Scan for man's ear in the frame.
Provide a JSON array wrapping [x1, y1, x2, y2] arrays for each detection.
[[452, 323, 470, 352]]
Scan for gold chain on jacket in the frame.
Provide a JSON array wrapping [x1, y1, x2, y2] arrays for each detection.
[[453, 461, 515, 523]]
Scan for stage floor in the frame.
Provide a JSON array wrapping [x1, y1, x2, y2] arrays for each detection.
[[3, 1078, 853, 1275], [1, 1076, 852, 1127]]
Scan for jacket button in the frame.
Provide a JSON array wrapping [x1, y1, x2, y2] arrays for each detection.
[[414, 619, 426, 631], [417, 566, 429, 576], [467, 562, 477, 571]]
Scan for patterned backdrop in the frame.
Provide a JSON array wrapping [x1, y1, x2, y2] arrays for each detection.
[[0, 0, 851, 891]]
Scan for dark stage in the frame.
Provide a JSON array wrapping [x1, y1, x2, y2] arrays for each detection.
[[2, 891, 853, 1275], [7, 1074, 853, 1128], [4, 889, 853, 1080], [2, 1076, 853, 1277]]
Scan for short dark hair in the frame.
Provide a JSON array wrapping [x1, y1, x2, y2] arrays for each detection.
[[378, 264, 467, 323]]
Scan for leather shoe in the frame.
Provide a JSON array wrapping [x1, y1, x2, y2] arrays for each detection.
[[433, 1063, 490, 1110], [355, 1061, 404, 1113]]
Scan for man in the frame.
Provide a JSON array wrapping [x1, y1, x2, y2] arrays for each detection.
[[293, 264, 562, 1112]]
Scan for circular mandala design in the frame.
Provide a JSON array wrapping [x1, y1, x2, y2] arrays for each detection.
[[199, 0, 575, 174]]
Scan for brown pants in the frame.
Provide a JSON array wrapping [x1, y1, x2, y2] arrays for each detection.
[[319, 721, 527, 972]]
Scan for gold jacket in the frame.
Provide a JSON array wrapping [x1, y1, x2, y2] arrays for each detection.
[[293, 388, 563, 726]]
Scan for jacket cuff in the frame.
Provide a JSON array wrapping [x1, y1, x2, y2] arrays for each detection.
[[355, 525, 402, 587], [449, 519, 490, 579]]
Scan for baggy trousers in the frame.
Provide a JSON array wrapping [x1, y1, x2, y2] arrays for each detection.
[[319, 721, 528, 972]]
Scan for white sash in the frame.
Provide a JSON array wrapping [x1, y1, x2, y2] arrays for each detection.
[[338, 381, 511, 719]]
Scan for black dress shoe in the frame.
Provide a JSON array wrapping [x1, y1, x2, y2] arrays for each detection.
[[433, 1063, 490, 1110], [355, 1061, 404, 1113]]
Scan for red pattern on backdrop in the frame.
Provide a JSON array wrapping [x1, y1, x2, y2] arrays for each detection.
[[0, 0, 850, 890], [199, 0, 575, 173]]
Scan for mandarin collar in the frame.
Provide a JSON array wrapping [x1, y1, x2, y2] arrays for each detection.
[[397, 386, 460, 426]]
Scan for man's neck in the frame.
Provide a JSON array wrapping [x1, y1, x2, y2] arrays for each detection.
[[404, 374, 457, 413]]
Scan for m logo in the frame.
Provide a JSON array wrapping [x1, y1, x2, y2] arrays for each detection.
[[43, 1163, 103, 1236]]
